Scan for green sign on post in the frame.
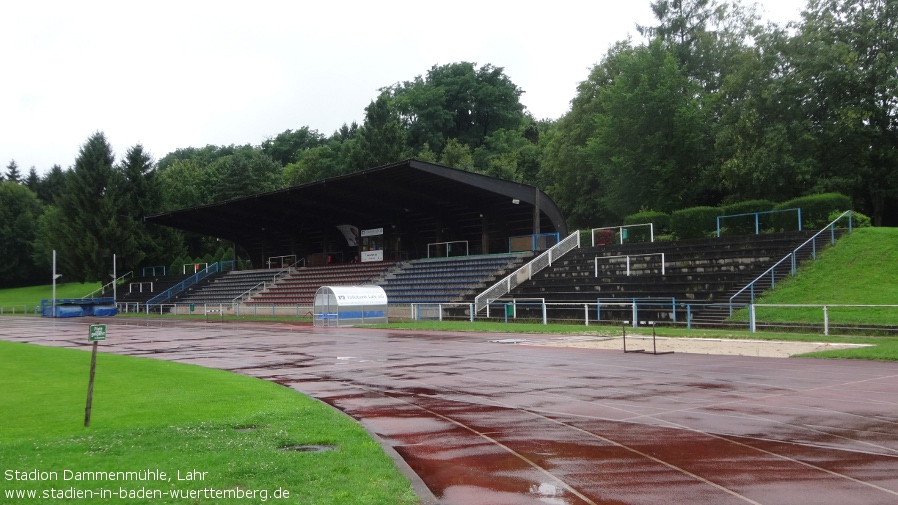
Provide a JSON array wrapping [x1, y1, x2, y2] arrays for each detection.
[[89, 324, 107, 342], [85, 324, 106, 427]]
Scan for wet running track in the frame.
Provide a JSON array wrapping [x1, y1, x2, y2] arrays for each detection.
[[3, 317, 898, 505]]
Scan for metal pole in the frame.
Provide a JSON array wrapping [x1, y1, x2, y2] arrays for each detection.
[[749, 304, 756, 333], [52, 250, 57, 317], [632, 299, 638, 328], [823, 305, 829, 336], [112, 254, 117, 304]]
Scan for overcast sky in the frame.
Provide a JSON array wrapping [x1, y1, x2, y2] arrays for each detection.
[[1, 0, 808, 175]]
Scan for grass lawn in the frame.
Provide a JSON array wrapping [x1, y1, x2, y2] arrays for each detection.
[[731, 227, 898, 326], [0, 283, 100, 313], [0, 341, 417, 505]]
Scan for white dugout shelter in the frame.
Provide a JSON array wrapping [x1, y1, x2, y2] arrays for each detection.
[[313, 285, 388, 327]]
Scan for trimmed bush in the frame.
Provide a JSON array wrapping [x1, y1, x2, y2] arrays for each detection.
[[773, 193, 852, 231], [830, 210, 871, 228], [720, 199, 776, 235], [671, 206, 719, 239], [623, 210, 671, 241]]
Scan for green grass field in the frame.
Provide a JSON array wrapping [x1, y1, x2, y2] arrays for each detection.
[[0, 282, 100, 313], [0, 341, 417, 505], [731, 227, 898, 326]]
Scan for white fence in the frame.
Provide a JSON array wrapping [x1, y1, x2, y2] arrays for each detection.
[[474, 231, 580, 314]]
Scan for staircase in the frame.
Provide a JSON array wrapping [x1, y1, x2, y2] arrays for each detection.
[[379, 254, 530, 304], [497, 231, 840, 325]]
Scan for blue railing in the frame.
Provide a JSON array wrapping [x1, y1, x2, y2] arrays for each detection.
[[728, 211, 853, 316], [716, 208, 801, 237], [146, 262, 220, 309]]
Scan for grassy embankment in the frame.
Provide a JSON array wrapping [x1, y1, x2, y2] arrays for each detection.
[[731, 226, 898, 325], [0, 340, 417, 505], [0, 282, 101, 314]]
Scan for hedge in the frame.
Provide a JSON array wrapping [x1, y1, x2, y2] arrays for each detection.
[[772, 193, 852, 231], [670, 206, 719, 239], [623, 210, 671, 241], [720, 199, 776, 235]]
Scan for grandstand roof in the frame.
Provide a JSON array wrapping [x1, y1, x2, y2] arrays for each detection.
[[147, 159, 568, 266]]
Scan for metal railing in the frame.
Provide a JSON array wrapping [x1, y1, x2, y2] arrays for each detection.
[[728, 211, 853, 316], [716, 208, 801, 237], [146, 262, 220, 310], [427, 241, 469, 258], [231, 270, 289, 305], [592, 223, 654, 246], [475, 230, 580, 314], [82, 271, 133, 299], [595, 253, 665, 277]]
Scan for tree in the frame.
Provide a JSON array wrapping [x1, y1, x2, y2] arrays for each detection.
[[539, 41, 635, 228], [715, 27, 818, 202], [117, 144, 179, 268], [157, 158, 215, 210], [24, 167, 40, 193], [388, 62, 526, 155], [37, 165, 68, 205], [472, 126, 542, 184], [586, 41, 716, 220], [42, 132, 139, 282], [210, 148, 284, 201], [5, 160, 21, 183], [284, 142, 350, 186], [348, 93, 409, 170], [438, 139, 474, 170], [788, 0, 898, 225], [0, 182, 43, 286], [261, 127, 327, 166]]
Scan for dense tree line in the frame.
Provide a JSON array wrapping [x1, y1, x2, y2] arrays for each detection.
[[0, 0, 894, 288]]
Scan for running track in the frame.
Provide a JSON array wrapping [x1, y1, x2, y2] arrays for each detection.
[[3, 317, 898, 505]]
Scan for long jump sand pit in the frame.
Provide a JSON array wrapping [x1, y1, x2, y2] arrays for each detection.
[[524, 333, 872, 357], [2, 317, 897, 505]]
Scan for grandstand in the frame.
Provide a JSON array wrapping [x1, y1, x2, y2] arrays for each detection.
[[247, 262, 394, 306], [137, 159, 852, 324], [378, 253, 529, 304], [478, 229, 845, 325]]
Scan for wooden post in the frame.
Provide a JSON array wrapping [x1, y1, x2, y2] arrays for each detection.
[[84, 341, 98, 427]]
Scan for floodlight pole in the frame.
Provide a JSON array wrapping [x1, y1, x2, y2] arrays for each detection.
[[112, 254, 117, 304], [52, 250, 62, 317]]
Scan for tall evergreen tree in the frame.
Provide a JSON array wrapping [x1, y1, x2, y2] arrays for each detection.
[[0, 182, 43, 286], [25, 167, 40, 193], [5, 160, 21, 183], [46, 132, 134, 282], [37, 164, 68, 205]]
